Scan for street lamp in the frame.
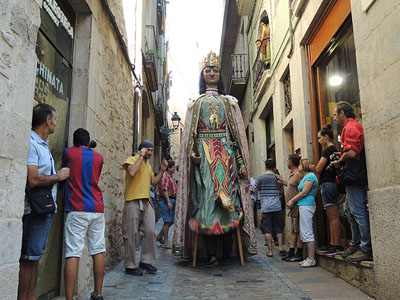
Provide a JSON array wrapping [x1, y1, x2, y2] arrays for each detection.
[[159, 112, 181, 160], [171, 112, 181, 130]]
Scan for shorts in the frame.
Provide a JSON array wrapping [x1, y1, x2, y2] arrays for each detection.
[[289, 216, 300, 233], [320, 182, 339, 208], [261, 211, 284, 234], [159, 196, 175, 223], [299, 206, 316, 242], [65, 212, 106, 258], [21, 213, 53, 261]]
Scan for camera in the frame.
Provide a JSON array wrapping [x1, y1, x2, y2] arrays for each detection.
[[89, 140, 97, 149], [326, 153, 341, 172]]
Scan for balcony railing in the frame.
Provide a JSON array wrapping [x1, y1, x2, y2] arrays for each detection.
[[145, 25, 158, 57], [144, 25, 159, 92], [252, 38, 271, 93], [227, 53, 248, 98], [229, 54, 248, 81], [236, 0, 256, 16]]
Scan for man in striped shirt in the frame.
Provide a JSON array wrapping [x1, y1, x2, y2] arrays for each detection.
[[63, 128, 105, 300], [254, 159, 285, 257]]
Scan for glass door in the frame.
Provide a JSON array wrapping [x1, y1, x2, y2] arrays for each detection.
[[34, 0, 74, 294], [313, 19, 361, 150]]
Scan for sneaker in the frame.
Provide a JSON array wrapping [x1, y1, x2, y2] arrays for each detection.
[[324, 245, 344, 256], [318, 244, 335, 253], [90, 295, 104, 300], [281, 254, 292, 261], [299, 258, 316, 268], [298, 259, 307, 265], [288, 255, 303, 262], [345, 249, 373, 262], [139, 262, 157, 274], [125, 268, 143, 276], [340, 246, 359, 258]]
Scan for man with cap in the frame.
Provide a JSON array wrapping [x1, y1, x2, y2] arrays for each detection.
[[122, 140, 168, 276]]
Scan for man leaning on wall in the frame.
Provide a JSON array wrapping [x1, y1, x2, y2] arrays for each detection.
[[18, 103, 70, 300], [332, 102, 372, 262]]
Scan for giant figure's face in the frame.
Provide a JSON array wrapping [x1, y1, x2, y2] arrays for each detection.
[[203, 66, 220, 86]]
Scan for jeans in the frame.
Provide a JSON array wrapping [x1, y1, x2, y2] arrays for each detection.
[[320, 182, 339, 208], [21, 213, 53, 260], [345, 186, 372, 252]]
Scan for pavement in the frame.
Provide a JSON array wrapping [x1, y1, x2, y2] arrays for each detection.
[[79, 220, 372, 300]]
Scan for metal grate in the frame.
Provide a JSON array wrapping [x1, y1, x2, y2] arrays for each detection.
[[283, 71, 292, 116]]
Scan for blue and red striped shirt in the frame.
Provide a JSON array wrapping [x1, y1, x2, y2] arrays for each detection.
[[63, 147, 104, 213]]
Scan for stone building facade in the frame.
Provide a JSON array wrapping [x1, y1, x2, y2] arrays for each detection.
[[0, 1, 42, 298], [0, 0, 163, 298], [220, 0, 400, 299]]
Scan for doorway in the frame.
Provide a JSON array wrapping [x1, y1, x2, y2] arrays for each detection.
[[34, 0, 75, 297]]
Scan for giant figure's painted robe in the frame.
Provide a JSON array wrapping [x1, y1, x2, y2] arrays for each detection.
[[172, 89, 257, 257]]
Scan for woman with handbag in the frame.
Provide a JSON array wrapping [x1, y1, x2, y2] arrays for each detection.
[[315, 125, 344, 256], [156, 160, 178, 249]]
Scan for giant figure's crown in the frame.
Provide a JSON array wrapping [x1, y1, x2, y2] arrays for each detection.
[[202, 51, 220, 69]]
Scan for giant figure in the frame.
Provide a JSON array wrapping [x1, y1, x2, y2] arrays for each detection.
[[172, 52, 257, 262]]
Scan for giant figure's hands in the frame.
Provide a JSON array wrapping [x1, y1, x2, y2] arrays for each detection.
[[190, 153, 202, 165], [239, 166, 247, 179]]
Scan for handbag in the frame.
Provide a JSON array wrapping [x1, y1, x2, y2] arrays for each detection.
[[26, 185, 55, 215], [288, 203, 299, 218], [26, 153, 56, 215], [337, 149, 368, 189]]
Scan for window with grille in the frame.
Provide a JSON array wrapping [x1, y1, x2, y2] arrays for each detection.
[[283, 71, 292, 116]]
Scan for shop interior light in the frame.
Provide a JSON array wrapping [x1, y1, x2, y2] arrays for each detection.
[[329, 75, 344, 86]]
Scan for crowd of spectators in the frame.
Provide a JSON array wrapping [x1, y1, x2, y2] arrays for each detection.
[[18, 101, 372, 299], [253, 101, 372, 267]]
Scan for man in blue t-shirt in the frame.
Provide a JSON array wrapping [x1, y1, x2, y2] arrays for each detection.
[[254, 159, 285, 257], [19, 103, 70, 300]]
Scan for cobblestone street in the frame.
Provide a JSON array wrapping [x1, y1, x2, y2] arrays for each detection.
[[80, 221, 371, 300]]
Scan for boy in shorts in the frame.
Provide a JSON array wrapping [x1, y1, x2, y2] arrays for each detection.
[[63, 128, 105, 300]]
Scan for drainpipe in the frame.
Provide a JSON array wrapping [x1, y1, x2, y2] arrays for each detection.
[[132, 86, 140, 155], [287, 0, 294, 58]]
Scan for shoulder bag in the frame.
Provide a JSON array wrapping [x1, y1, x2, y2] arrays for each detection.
[[26, 154, 56, 215]]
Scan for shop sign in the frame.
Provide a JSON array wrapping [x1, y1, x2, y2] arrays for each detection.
[[42, 0, 74, 38], [35, 59, 65, 102]]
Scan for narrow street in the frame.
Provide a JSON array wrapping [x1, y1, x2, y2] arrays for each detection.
[[80, 221, 370, 300]]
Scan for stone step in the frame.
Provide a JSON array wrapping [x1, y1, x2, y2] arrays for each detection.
[[316, 251, 375, 298]]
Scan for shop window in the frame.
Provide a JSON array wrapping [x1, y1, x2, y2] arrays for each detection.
[[313, 20, 361, 147], [306, 0, 361, 246]]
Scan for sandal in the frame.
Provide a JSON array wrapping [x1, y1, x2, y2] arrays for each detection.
[[205, 257, 218, 268], [266, 252, 273, 257], [156, 235, 164, 244]]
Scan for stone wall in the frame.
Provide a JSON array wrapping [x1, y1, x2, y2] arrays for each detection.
[[69, 0, 134, 296], [350, 1, 400, 299], [0, 0, 41, 299]]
